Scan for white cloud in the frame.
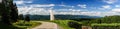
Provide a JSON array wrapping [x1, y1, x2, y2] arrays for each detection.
[[103, 0, 118, 4], [112, 8, 120, 12], [30, 4, 55, 7], [18, 6, 120, 16], [54, 11, 120, 16], [115, 5, 120, 7], [80, 11, 120, 16], [17, 3, 55, 15], [18, 7, 50, 15], [78, 4, 86, 8], [14, 0, 33, 4], [14, 1, 24, 4], [102, 5, 111, 9], [69, 9, 81, 12]]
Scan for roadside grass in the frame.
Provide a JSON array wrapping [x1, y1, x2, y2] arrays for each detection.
[[0, 22, 23, 29], [13, 20, 41, 29], [50, 20, 76, 29], [91, 23, 120, 26]]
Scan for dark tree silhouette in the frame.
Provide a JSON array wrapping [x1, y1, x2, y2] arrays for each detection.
[[9, 2, 18, 22], [25, 15, 30, 22], [0, 0, 18, 25], [18, 14, 24, 20], [0, 0, 11, 25], [68, 21, 82, 29]]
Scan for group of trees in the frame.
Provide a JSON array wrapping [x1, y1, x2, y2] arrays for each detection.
[[19, 14, 30, 22], [0, 0, 18, 25], [93, 15, 120, 23], [71, 15, 120, 25], [79, 15, 120, 24], [0, 0, 30, 25]]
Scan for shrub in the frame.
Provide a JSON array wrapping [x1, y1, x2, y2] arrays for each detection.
[[68, 21, 82, 29]]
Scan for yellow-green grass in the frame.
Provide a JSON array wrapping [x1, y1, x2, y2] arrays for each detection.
[[13, 20, 41, 29], [91, 23, 120, 26], [50, 20, 76, 29], [0, 22, 23, 29]]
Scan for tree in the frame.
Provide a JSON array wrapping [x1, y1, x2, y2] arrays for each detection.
[[25, 15, 30, 22], [9, 2, 18, 22], [0, 0, 18, 25], [18, 14, 24, 20]]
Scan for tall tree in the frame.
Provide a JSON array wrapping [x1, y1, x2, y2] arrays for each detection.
[[18, 14, 24, 20], [0, 0, 18, 25], [0, 0, 11, 25], [25, 14, 30, 22], [9, 1, 18, 22]]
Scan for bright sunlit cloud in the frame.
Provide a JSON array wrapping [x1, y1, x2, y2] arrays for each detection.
[[78, 4, 87, 8], [112, 8, 120, 12], [102, 5, 111, 9], [103, 0, 118, 4]]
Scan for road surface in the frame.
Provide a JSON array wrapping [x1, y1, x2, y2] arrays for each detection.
[[30, 21, 58, 29]]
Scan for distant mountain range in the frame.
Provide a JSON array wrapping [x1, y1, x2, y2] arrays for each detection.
[[29, 15, 101, 19]]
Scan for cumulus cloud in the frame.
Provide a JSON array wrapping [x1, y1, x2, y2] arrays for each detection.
[[14, 0, 33, 4], [15, 0, 120, 16], [78, 4, 86, 8], [115, 5, 120, 7], [102, 5, 111, 9], [18, 7, 50, 15], [112, 8, 120, 12], [30, 4, 55, 7], [103, 0, 118, 4], [18, 6, 120, 16], [54, 11, 120, 16], [69, 9, 81, 12]]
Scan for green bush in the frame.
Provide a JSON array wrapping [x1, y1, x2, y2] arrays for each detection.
[[68, 21, 82, 29]]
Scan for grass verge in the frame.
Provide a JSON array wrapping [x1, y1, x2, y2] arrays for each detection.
[[91, 23, 120, 26], [13, 20, 41, 29], [50, 20, 75, 29]]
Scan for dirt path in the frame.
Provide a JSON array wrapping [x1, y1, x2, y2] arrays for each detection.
[[30, 21, 58, 29]]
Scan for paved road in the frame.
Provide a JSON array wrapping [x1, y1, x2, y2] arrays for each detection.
[[30, 21, 58, 29]]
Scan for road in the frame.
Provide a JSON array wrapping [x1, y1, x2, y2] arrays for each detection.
[[30, 21, 58, 29]]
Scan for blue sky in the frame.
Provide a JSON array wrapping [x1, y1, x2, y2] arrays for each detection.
[[14, 0, 120, 16]]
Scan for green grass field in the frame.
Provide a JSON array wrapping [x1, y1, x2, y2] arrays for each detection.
[[50, 20, 76, 29], [91, 23, 120, 26], [0, 20, 41, 29]]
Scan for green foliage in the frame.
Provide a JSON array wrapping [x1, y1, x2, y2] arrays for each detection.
[[0, 0, 18, 24], [19, 14, 24, 20], [90, 15, 120, 23], [91, 23, 120, 26], [91, 23, 120, 29], [68, 21, 82, 29], [25, 15, 30, 22], [0, 22, 23, 29], [13, 20, 41, 29], [51, 20, 75, 29]]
